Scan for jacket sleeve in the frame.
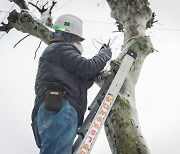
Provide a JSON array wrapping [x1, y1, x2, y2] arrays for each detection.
[[60, 47, 110, 78]]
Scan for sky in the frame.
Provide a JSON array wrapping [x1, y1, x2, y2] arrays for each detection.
[[0, 0, 180, 154]]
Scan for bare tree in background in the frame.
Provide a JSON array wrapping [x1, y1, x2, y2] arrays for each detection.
[[0, 0, 157, 153]]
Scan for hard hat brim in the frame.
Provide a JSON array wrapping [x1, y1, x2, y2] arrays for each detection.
[[79, 36, 85, 42]]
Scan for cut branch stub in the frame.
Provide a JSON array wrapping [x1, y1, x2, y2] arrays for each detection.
[[0, 22, 13, 33], [146, 12, 158, 28], [116, 21, 124, 32], [7, 9, 19, 23]]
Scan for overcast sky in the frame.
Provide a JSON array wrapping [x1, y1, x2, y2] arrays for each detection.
[[0, 0, 180, 154]]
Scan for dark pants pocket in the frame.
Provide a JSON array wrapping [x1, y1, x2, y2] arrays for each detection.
[[45, 90, 64, 111]]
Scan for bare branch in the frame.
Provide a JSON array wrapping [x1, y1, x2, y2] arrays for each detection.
[[13, 34, 30, 48], [34, 40, 42, 59], [0, 22, 13, 33], [49, 1, 57, 15], [2, 0, 55, 44], [29, 1, 56, 15], [40, 1, 57, 27], [28, 2, 48, 14], [9, 0, 29, 10], [7, 9, 51, 44]]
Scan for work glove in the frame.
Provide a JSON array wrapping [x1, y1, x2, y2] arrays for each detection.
[[99, 48, 112, 60], [100, 43, 109, 50]]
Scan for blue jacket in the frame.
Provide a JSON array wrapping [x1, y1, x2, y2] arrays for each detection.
[[32, 39, 110, 126]]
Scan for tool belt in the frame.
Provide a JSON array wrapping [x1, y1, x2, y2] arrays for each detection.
[[45, 90, 65, 111]]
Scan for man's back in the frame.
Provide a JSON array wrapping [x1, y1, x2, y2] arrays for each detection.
[[32, 40, 110, 126]]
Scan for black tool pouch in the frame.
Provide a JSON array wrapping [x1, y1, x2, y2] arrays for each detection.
[[45, 90, 65, 112]]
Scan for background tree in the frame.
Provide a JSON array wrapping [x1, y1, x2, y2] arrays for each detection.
[[0, 0, 157, 153]]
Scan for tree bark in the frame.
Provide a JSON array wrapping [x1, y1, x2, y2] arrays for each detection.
[[0, 0, 54, 44], [104, 0, 154, 153], [7, 9, 51, 44]]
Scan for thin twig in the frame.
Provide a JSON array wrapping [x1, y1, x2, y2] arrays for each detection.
[[34, 40, 42, 59], [0, 10, 10, 13], [29, 2, 42, 13], [29, 1, 56, 15], [0, 33, 5, 39], [14, 34, 30, 48], [49, 1, 57, 15], [41, 1, 48, 14]]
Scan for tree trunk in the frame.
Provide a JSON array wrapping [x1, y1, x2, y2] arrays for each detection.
[[104, 0, 154, 153]]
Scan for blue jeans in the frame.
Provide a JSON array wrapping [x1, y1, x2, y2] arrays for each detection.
[[31, 100, 78, 154]]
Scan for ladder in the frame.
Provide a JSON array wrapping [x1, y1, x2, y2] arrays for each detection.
[[73, 49, 137, 154]]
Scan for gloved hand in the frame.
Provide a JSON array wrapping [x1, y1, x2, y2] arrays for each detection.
[[100, 43, 109, 50], [99, 48, 112, 60]]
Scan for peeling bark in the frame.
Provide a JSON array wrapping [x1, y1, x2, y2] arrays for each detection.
[[104, 0, 155, 153]]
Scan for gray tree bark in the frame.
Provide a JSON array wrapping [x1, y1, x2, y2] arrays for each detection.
[[104, 0, 155, 153], [0, 0, 53, 44]]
